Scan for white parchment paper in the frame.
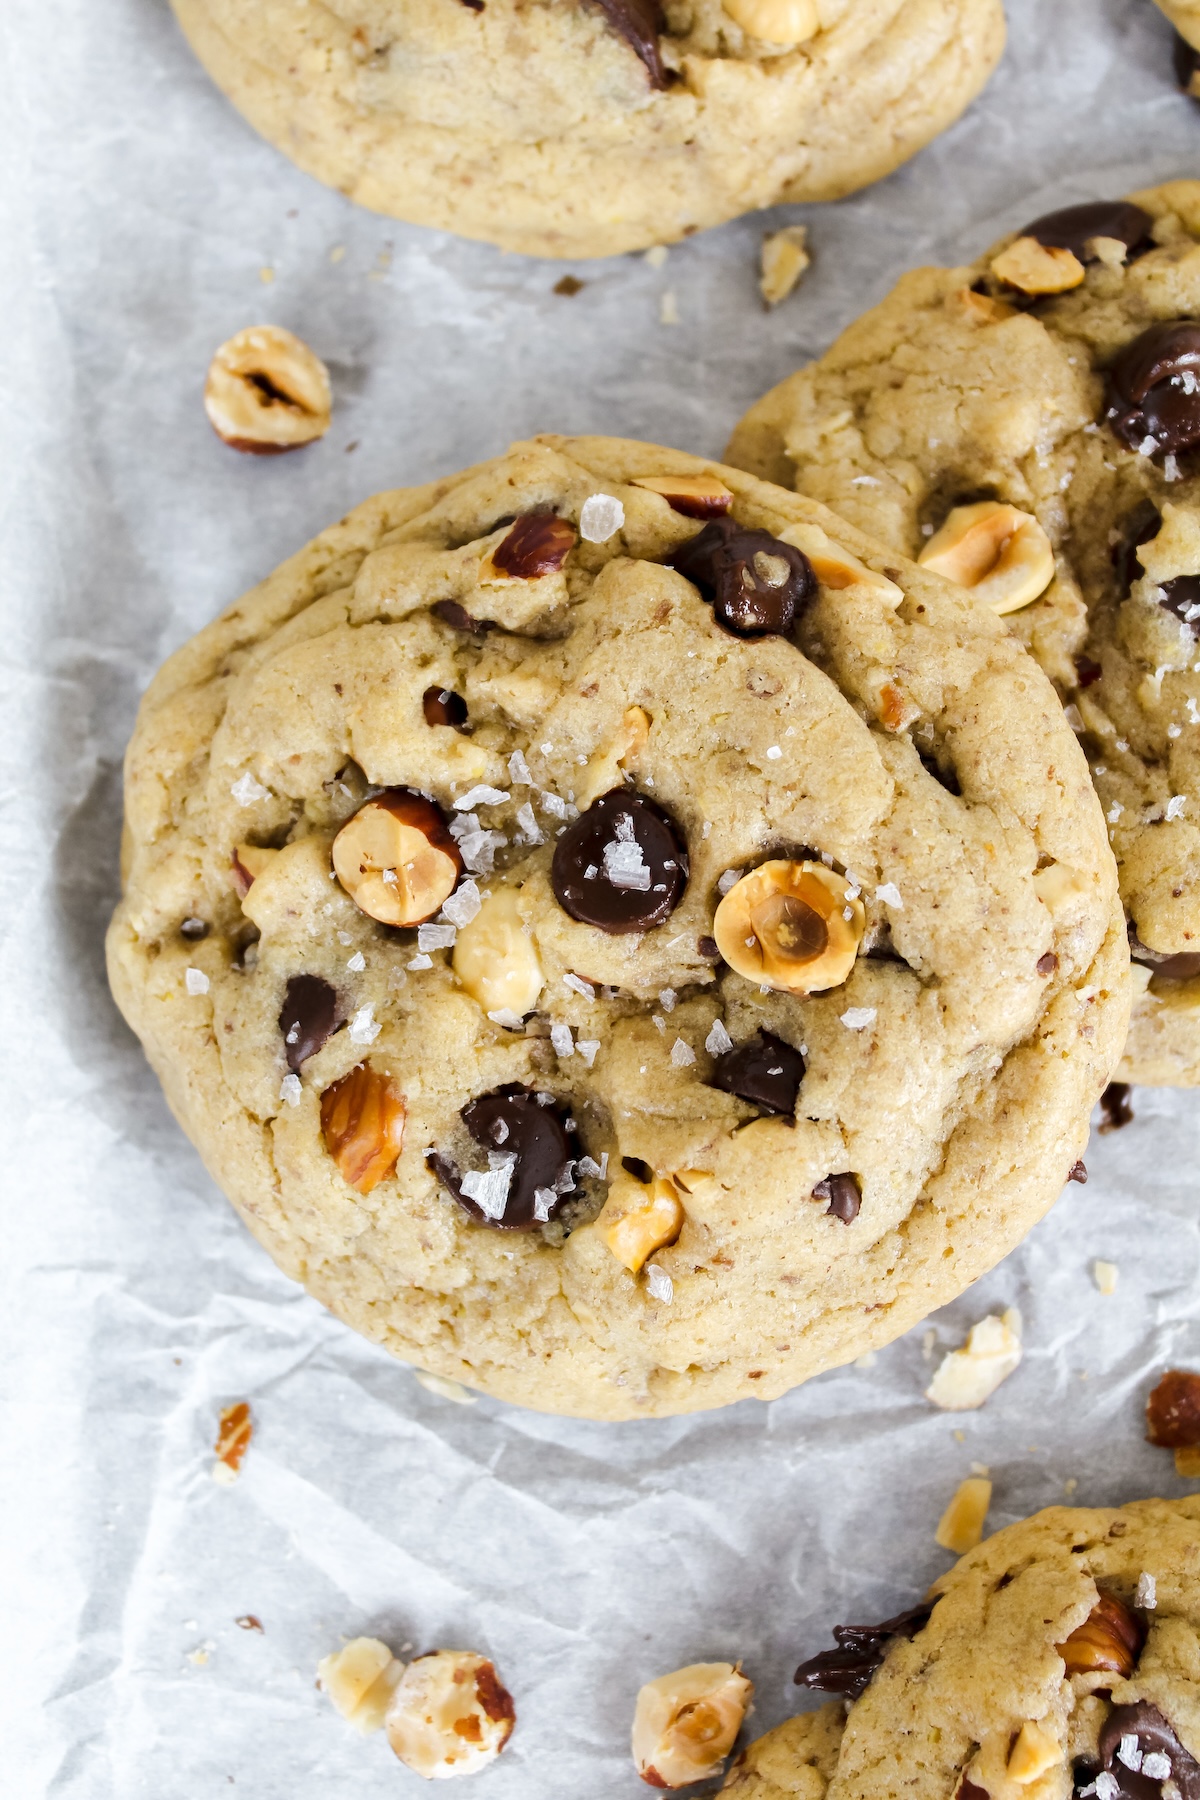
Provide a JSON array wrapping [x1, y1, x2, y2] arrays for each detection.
[[4, 1, 1200, 1793]]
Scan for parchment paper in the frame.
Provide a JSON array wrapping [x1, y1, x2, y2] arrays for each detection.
[[4, 1, 1200, 1793]]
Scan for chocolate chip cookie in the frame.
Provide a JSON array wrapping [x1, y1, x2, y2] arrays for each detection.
[[1158, 1, 1200, 53], [167, 0, 1005, 259], [728, 180, 1200, 1085], [725, 1495, 1200, 1800], [107, 435, 1126, 1419]]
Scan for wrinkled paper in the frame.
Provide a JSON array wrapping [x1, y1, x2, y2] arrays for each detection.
[[4, 0, 1200, 1792]]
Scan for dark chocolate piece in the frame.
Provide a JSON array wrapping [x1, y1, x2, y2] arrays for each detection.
[[670, 516, 815, 638], [551, 790, 688, 933], [587, 0, 665, 86], [279, 974, 342, 1072], [1020, 200, 1153, 263], [1106, 322, 1200, 456], [709, 1030, 805, 1115], [427, 1084, 581, 1230], [422, 686, 469, 730], [1146, 1367, 1200, 1447], [794, 1601, 934, 1698], [1098, 1081, 1134, 1133], [812, 1172, 862, 1223]]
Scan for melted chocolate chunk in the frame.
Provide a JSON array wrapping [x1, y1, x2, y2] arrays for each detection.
[[1021, 200, 1153, 263], [279, 974, 342, 1072], [1075, 657, 1103, 689], [1146, 1367, 1200, 1447], [428, 1084, 581, 1231], [622, 1155, 654, 1183], [1130, 931, 1200, 982], [1158, 574, 1200, 630], [551, 790, 688, 933], [670, 516, 815, 638], [1094, 1702, 1200, 1800], [180, 916, 209, 939], [1099, 1081, 1134, 1133], [709, 1030, 805, 1115], [432, 599, 491, 634], [422, 685, 469, 731], [958, 1781, 990, 1800], [1114, 501, 1163, 596], [1106, 323, 1200, 456], [795, 1601, 934, 1698], [587, 0, 665, 86], [812, 1172, 862, 1223], [1175, 31, 1200, 99], [1069, 1159, 1088, 1183]]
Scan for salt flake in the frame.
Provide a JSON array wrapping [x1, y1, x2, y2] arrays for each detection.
[[550, 1023, 575, 1058], [576, 1039, 600, 1067], [579, 493, 625, 543], [231, 772, 269, 806], [875, 882, 903, 908], [440, 879, 482, 928], [417, 922, 457, 952], [840, 1007, 877, 1031], [346, 950, 366, 972], [1136, 1571, 1157, 1609], [279, 1073, 302, 1107], [705, 1019, 734, 1056], [349, 1004, 382, 1045], [407, 953, 434, 971], [455, 785, 507, 810], [508, 748, 532, 785], [670, 1038, 696, 1067], [646, 1263, 674, 1303], [185, 967, 209, 996]]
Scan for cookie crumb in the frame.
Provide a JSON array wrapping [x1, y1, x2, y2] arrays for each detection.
[[760, 224, 810, 307], [1093, 1259, 1119, 1295]]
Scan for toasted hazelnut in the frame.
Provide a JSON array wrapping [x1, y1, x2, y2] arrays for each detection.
[[230, 843, 279, 899], [713, 860, 865, 994], [722, 0, 819, 44], [385, 1651, 516, 1779], [780, 523, 903, 603], [925, 1310, 1022, 1412], [318, 1637, 404, 1734], [332, 789, 463, 927], [1006, 1722, 1061, 1784], [1033, 861, 1090, 916], [599, 1172, 685, 1273], [631, 473, 735, 519], [213, 1400, 252, 1480], [203, 325, 332, 454], [452, 886, 545, 1018], [951, 286, 1018, 324], [320, 1063, 406, 1195], [1057, 1594, 1145, 1678], [576, 705, 653, 807], [990, 237, 1086, 295], [479, 513, 576, 584], [935, 1476, 992, 1553], [632, 1662, 753, 1788], [760, 225, 810, 308], [918, 501, 1055, 615]]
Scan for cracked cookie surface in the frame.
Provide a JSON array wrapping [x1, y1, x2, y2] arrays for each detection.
[[107, 435, 1125, 1419], [168, 0, 1004, 259], [729, 180, 1200, 1085]]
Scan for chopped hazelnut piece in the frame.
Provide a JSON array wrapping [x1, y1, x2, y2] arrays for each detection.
[[1057, 1593, 1145, 1678], [576, 704, 652, 807], [452, 886, 545, 1019], [1032, 861, 1089, 916], [1006, 1721, 1061, 1784], [631, 1662, 753, 1788], [320, 1063, 406, 1194], [230, 843, 279, 899], [713, 860, 865, 994], [935, 1476, 992, 1553], [599, 1172, 685, 1273], [952, 286, 1017, 324], [1093, 1259, 1119, 1295], [760, 225, 810, 308], [385, 1650, 515, 1779], [213, 1400, 252, 1482], [204, 325, 332, 454], [318, 1636, 404, 1734], [780, 522, 903, 602], [925, 1310, 1022, 1411], [332, 789, 463, 927], [989, 237, 1086, 295], [722, 0, 819, 44], [631, 473, 734, 519], [918, 501, 1055, 615]]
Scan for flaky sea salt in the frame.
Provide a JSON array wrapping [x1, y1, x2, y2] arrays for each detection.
[[540, 790, 568, 820], [508, 748, 532, 785], [455, 785, 507, 810], [346, 950, 366, 972], [658, 988, 676, 1013], [670, 1038, 696, 1067], [563, 972, 595, 999], [533, 1187, 557, 1222], [550, 1023, 575, 1058], [765, 745, 783, 761], [1142, 1756, 1172, 1781], [230, 771, 268, 806], [440, 879, 482, 928], [514, 803, 543, 845], [1166, 795, 1187, 821], [604, 818, 651, 890], [407, 953, 433, 971], [576, 1039, 600, 1067], [461, 1156, 514, 1221], [875, 882, 903, 908], [185, 967, 209, 996], [717, 868, 741, 896], [1136, 1571, 1157, 1609], [705, 1019, 734, 1056], [579, 493, 625, 543], [487, 1007, 524, 1028], [840, 1007, 877, 1031], [417, 922, 457, 952], [279, 1073, 302, 1107], [645, 1264, 673, 1303], [349, 1004, 381, 1045]]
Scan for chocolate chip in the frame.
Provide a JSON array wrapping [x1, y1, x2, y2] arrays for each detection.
[[1146, 1367, 1200, 1447], [422, 685, 469, 730], [958, 1781, 990, 1800], [587, 0, 665, 86], [1175, 31, 1200, 99], [1021, 200, 1153, 263], [551, 789, 688, 933], [794, 1601, 934, 1698], [180, 917, 209, 939], [1099, 1081, 1134, 1132], [490, 512, 576, 579], [1068, 1159, 1088, 1183], [812, 1172, 862, 1223], [670, 516, 815, 638], [427, 1084, 581, 1231], [1130, 931, 1200, 981], [554, 275, 585, 296], [432, 599, 491, 634], [709, 1030, 804, 1115], [697, 935, 721, 960], [279, 974, 342, 1072], [1113, 501, 1163, 595], [622, 1155, 654, 1183], [1037, 951, 1059, 975], [1097, 1702, 1200, 1800], [1075, 657, 1103, 689], [1106, 322, 1200, 456], [1158, 574, 1200, 631], [919, 752, 962, 796]]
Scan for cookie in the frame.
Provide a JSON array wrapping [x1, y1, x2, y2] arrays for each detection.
[[1159, 1, 1200, 53], [167, 0, 1005, 260], [106, 435, 1126, 1420], [728, 180, 1200, 1086], [725, 1495, 1200, 1800]]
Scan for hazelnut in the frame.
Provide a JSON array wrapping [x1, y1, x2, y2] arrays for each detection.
[[925, 1310, 1023, 1412], [712, 861, 865, 994], [918, 501, 1055, 615], [479, 512, 576, 583], [332, 789, 463, 927], [599, 1172, 685, 1273], [452, 886, 545, 1019], [230, 843, 278, 899], [722, 0, 819, 44], [989, 237, 1086, 295], [778, 522, 903, 604], [385, 1650, 516, 1779], [1006, 1722, 1061, 1785], [934, 1476, 992, 1553], [203, 325, 331, 454], [576, 705, 652, 808], [1032, 861, 1090, 916], [318, 1637, 404, 1734], [951, 286, 1018, 324], [1057, 1594, 1145, 1679], [320, 1063, 407, 1195], [760, 225, 810, 309], [631, 473, 735, 519], [213, 1400, 252, 1480], [631, 1662, 753, 1788]]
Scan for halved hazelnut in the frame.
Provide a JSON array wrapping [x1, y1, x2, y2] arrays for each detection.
[[631, 473, 735, 519], [713, 861, 865, 994], [231, 843, 279, 899], [479, 512, 576, 583], [722, 0, 819, 44], [1057, 1594, 1145, 1678], [203, 325, 332, 454], [318, 1637, 404, 1734], [632, 1662, 753, 1788], [1006, 1722, 1061, 1784], [599, 1172, 685, 1273], [332, 789, 463, 927], [918, 501, 1055, 615], [576, 704, 652, 807], [320, 1063, 406, 1194], [989, 237, 1086, 295], [452, 886, 545, 1019], [780, 522, 903, 604], [385, 1650, 515, 1779]]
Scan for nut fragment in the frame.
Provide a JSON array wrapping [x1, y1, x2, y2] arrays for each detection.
[[385, 1650, 515, 1779], [779, 522, 903, 603], [452, 886, 545, 1019], [318, 1637, 404, 1734], [918, 501, 1055, 615], [479, 512, 576, 583], [332, 789, 463, 927], [576, 704, 652, 807], [203, 325, 332, 454], [952, 286, 1017, 325], [713, 860, 865, 994], [935, 1475, 992, 1553], [632, 1662, 753, 1788], [320, 1063, 406, 1194], [1006, 1722, 1061, 1784], [1057, 1593, 1145, 1678], [760, 225, 810, 308], [723, 0, 819, 44], [230, 843, 279, 898], [925, 1310, 1022, 1411], [631, 473, 734, 518], [989, 237, 1086, 295], [214, 1400, 252, 1482], [599, 1172, 685, 1273]]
